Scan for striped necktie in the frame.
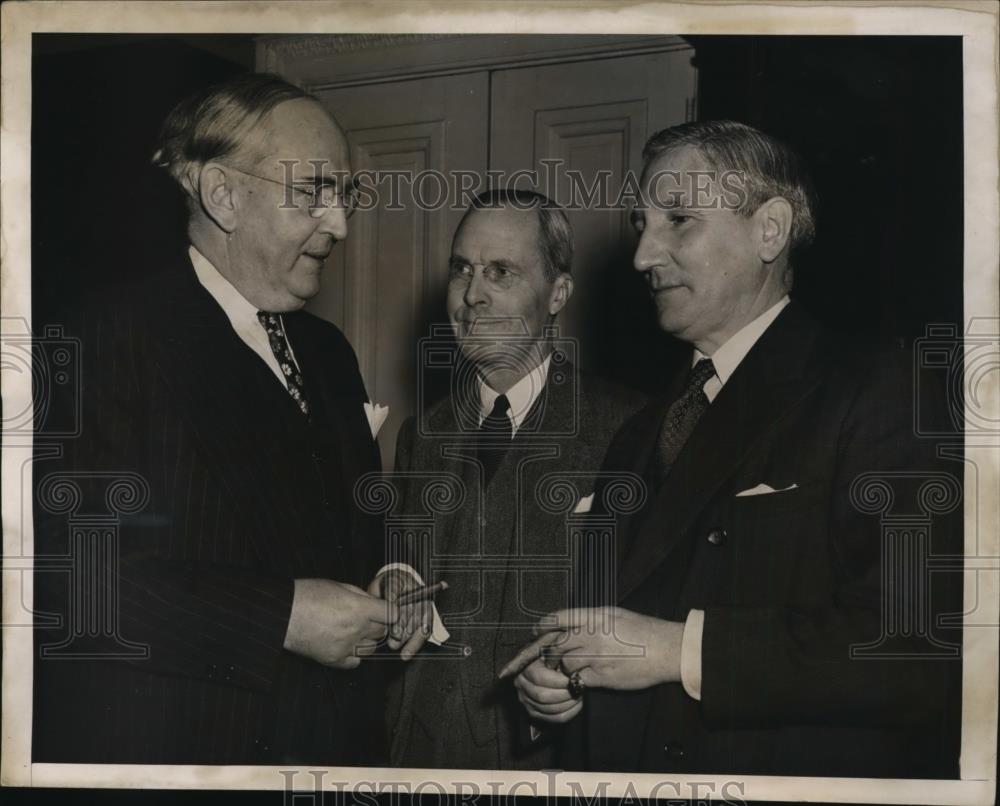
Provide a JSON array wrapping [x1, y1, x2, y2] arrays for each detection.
[[653, 358, 716, 487]]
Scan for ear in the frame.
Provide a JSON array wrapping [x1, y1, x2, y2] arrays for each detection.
[[755, 196, 793, 263], [197, 162, 238, 233], [548, 273, 574, 316]]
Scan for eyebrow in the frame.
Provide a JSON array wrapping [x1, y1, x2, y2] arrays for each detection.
[[448, 255, 520, 271], [294, 172, 354, 190]]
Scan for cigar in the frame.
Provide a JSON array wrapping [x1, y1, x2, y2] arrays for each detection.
[[396, 580, 448, 606]]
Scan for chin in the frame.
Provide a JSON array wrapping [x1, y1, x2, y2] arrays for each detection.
[[289, 279, 322, 304]]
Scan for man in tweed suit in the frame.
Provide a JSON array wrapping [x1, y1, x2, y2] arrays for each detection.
[[32, 74, 415, 765], [387, 190, 644, 769]]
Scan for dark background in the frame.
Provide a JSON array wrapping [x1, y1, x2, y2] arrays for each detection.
[[17, 31, 967, 806]]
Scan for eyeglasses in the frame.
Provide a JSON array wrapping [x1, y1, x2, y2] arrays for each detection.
[[224, 164, 360, 219], [448, 260, 520, 292]]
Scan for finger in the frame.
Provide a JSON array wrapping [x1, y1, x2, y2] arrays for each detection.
[[559, 649, 590, 676], [534, 608, 590, 636], [400, 622, 432, 661], [525, 699, 583, 724], [575, 666, 599, 690], [498, 631, 564, 679], [522, 659, 573, 688], [391, 604, 413, 642], [355, 640, 379, 657], [331, 655, 362, 670], [515, 676, 576, 705], [403, 603, 425, 638], [519, 695, 579, 714], [363, 620, 389, 642], [362, 596, 398, 625]]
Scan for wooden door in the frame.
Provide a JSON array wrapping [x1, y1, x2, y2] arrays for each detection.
[[490, 51, 696, 382], [312, 73, 489, 467]]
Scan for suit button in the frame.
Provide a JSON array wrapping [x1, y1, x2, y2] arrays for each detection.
[[706, 528, 727, 546], [663, 742, 685, 759]]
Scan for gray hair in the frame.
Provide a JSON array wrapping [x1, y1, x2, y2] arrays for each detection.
[[465, 189, 573, 281], [643, 120, 817, 256], [152, 72, 315, 199]]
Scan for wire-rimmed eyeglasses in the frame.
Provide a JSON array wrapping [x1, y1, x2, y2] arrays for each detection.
[[225, 164, 360, 219]]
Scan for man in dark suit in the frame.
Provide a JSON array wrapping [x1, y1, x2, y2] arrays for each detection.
[[387, 190, 644, 769], [32, 74, 412, 765], [502, 121, 962, 777]]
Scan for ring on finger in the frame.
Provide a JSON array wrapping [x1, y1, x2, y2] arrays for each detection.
[[568, 670, 586, 698]]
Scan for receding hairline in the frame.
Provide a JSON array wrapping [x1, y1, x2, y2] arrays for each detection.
[[453, 204, 546, 249], [236, 96, 348, 172]]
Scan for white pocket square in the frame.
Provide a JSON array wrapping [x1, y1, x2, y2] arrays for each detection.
[[363, 401, 389, 440], [573, 493, 594, 514], [735, 483, 799, 498]]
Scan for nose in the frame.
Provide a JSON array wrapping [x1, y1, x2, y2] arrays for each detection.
[[463, 267, 490, 308], [314, 204, 349, 242], [633, 228, 662, 274]]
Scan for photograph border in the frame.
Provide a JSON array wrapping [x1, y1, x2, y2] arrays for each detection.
[[2, 2, 998, 804]]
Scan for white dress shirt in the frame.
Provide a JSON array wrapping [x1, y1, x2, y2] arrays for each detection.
[[478, 354, 553, 434], [189, 245, 298, 389], [679, 295, 790, 701]]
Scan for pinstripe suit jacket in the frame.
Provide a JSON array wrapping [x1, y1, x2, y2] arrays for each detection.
[[33, 253, 385, 765]]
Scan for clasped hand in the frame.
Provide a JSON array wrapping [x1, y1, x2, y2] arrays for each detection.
[[498, 607, 684, 724], [367, 569, 435, 661], [282, 571, 434, 669]]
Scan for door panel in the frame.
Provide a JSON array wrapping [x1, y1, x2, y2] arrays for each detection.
[[313, 73, 489, 467], [490, 52, 696, 379]]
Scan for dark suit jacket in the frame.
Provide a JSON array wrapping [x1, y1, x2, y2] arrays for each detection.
[[386, 361, 644, 769], [33, 253, 385, 765], [569, 303, 962, 778]]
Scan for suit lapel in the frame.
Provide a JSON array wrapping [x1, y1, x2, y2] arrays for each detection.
[[284, 313, 381, 516], [147, 259, 316, 567], [618, 304, 825, 600]]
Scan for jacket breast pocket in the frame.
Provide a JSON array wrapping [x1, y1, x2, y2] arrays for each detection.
[[702, 481, 829, 606]]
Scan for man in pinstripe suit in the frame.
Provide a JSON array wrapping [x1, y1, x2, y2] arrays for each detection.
[[32, 74, 418, 765]]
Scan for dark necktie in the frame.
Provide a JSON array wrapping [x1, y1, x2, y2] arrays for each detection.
[[653, 358, 716, 487], [478, 393, 512, 486], [257, 311, 310, 417]]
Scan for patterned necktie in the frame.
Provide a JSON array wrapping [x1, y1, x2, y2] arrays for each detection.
[[257, 311, 310, 417], [478, 393, 512, 486], [653, 358, 716, 487]]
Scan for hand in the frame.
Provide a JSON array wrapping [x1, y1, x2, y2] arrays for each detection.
[[499, 607, 684, 691], [512, 657, 584, 725], [283, 578, 396, 669], [368, 569, 433, 661]]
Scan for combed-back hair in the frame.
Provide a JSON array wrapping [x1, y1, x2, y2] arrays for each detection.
[[643, 120, 817, 255], [466, 189, 573, 281], [152, 72, 316, 199]]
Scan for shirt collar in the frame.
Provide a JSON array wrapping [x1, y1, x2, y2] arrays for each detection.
[[479, 353, 553, 432], [188, 245, 262, 332], [694, 295, 791, 384]]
